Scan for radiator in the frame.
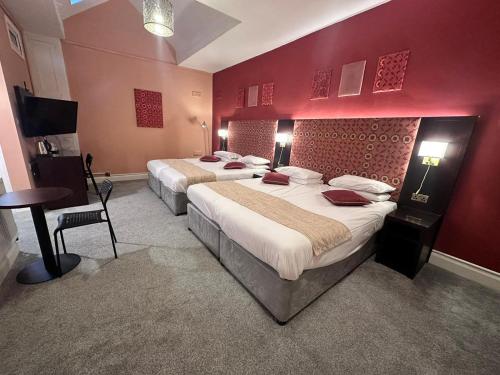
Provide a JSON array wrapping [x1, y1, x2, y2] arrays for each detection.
[[0, 178, 17, 247]]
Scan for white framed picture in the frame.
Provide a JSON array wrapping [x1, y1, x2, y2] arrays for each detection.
[[4, 15, 24, 60]]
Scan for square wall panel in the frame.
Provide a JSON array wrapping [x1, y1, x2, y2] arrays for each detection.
[[236, 88, 245, 108], [261, 82, 274, 106], [338, 60, 366, 97], [373, 50, 410, 93], [247, 85, 259, 107], [311, 69, 332, 100]]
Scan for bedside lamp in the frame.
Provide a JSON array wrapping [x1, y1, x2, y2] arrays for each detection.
[[275, 132, 292, 167], [415, 141, 448, 196], [218, 129, 228, 151]]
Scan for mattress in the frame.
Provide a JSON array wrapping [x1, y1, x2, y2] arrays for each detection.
[[147, 160, 170, 178], [157, 158, 268, 193], [187, 179, 396, 280]]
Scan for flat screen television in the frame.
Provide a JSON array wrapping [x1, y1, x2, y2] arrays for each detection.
[[15, 86, 78, 137]]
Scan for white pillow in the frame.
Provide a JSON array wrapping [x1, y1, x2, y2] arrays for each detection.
[[352, 190, 391, 202], [290, 177, 323, 185], [328, 175, 396, 194], [245, 163, 270, 169], [275, 166, 323, 180], [214, 151, 241, 161], [241, 155, 270, 165]]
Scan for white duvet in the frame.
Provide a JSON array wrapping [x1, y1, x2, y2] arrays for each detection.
[[187, 179, 396, 280], [147, 159, 268, 193]]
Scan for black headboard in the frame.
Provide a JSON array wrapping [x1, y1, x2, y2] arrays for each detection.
[[399, 116, 476, 215]]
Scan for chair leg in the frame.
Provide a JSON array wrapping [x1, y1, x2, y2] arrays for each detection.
[[106, 222, 118, 259], [54, 231, 62, 276], [109, 222, 117, 243], [60, 230, 67, 254]]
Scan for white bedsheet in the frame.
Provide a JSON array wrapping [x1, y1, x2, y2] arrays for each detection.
[[151, 159, 268, 193], [187, 179, 396, 280], [147, 160, 170, 178]]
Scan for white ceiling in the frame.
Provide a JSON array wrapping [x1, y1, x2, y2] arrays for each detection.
[[55, 0, 109, 20], [2, 0, 65, 38], [2, 0, 391, 73], [180, 0, 391, 73]]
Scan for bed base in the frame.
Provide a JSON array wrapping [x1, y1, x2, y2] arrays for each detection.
[[160, 183, 188, 216], [187, 203, 376, 324], [148, 173, 161, 197], [187, 203, 220, 257]]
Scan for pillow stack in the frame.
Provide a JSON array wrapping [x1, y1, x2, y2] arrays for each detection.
[[275, 166, 323, 185], [327, 175, 395, 202], [214, 151, 242, 162], [241, 155, 271, 170]]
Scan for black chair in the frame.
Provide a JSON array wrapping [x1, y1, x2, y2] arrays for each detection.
[[54, 156, 117, 272]]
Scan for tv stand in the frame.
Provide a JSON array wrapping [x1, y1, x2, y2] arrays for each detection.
[[31, 154, 89, 209]]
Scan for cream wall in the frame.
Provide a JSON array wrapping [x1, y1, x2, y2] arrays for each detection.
[[62, 0, 212, 175]]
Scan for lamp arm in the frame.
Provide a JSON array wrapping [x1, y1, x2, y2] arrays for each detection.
[[415, 164, 431, 195]]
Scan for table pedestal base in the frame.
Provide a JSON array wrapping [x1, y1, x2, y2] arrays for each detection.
[[16, 254, 81, 284]]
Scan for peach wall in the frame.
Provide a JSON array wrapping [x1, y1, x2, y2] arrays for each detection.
[[0, 6, 33, 190], [62, 0, 212, 175]]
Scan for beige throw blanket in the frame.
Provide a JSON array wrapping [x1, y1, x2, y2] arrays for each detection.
[[204, 181, 352, 256], [162, 159, 216, 186]]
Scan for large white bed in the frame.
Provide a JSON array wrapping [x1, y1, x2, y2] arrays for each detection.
[[146, 158, 268, 214], [187, 178, 396, 280], [157, 158, 267, 193]]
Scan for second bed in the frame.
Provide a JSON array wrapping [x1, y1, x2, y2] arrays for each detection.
[[187, 178, 396, 322]]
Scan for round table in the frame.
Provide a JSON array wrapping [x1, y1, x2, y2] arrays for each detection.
[[0, 187, 81, 284]]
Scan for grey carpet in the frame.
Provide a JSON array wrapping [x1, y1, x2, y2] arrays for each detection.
[[0, 180, 498, 375]]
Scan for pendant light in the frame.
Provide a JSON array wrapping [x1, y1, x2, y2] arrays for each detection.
[[143, 0, 174, 37]]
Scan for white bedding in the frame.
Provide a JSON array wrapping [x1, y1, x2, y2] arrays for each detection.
[[147, 160, 170, 178], [149, 159, 268, 193], [187, 179, 396, 280]]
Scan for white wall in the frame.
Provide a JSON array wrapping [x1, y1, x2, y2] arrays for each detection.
[[0, 177, 18, 284], [0, 145, 12, 192], [23, 31, 80, 154]]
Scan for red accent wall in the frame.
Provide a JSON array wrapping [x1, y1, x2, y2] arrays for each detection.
[[212, 0, 500, 272]]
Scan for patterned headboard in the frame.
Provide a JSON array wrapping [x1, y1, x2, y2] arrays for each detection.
[[290, 118, 421, 198], [228, 120, 278, 161]]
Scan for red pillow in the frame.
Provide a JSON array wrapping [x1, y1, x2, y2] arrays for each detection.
[[322, 190, 371, 206], [199, 155, 220, 162], [224, 161, 246, 169], [262, 172, 290, 185]]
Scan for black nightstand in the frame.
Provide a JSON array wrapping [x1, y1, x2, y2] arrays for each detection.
[[375, 206, 442, 278]]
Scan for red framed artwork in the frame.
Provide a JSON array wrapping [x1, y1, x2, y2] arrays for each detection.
[[134, 89, 163, 128]]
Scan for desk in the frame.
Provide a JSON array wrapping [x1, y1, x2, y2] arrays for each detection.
[[0, 188, 81, 284]]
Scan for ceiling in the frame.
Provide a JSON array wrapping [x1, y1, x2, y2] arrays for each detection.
[[1, 0, 390, 73], [181, 0, 391, 73]]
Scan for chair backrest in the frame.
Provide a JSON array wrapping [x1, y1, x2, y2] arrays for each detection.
[[85, 153, 113, 210], [85, 153, 93, 170], [99, 179, 113, 207]]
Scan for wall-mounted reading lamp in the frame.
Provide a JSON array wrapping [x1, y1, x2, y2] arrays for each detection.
[[218, 129, 228, 151], [275, 133, 292, 167], [414, 141, 449, 195]]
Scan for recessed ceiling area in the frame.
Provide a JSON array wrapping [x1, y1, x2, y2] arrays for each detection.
[[1, 0, 390, 73], [127, 0, 240, 64]]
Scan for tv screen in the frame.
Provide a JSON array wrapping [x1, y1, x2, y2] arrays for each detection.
[[16, 89, 78, 137]]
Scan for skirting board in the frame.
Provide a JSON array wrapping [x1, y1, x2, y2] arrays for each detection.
[[89, 173, 148, 184], [429, 250, 500, 292], [0, 242, 19, 285]]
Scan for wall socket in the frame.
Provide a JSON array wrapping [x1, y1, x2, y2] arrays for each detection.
[[411, 193, 429, 203]]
